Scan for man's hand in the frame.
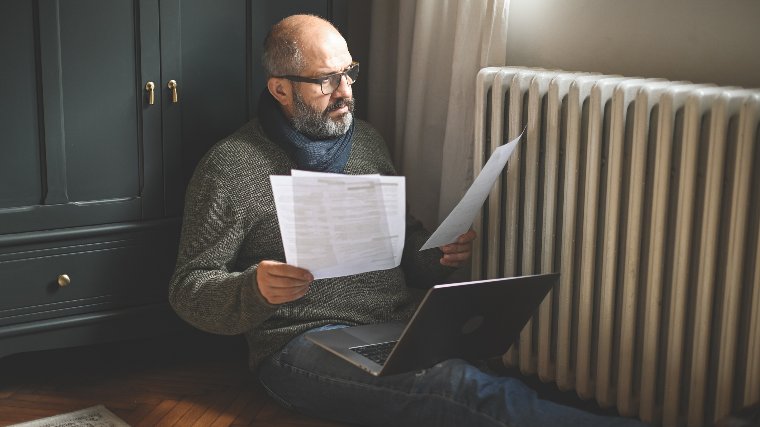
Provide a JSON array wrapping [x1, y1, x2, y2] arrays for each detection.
[[439, 229, 477, 268], [256, 260, 314, 304]]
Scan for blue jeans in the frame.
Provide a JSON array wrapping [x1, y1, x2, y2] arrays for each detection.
[[258, 325, 649, 427]]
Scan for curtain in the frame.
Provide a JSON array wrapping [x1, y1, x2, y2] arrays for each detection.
[[368, 0, 510, 231]]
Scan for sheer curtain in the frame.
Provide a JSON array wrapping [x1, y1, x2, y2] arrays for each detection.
[[368, 0, 510, 231]]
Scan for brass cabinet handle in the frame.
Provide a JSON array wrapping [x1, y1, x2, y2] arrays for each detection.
[[57, 274, 71, 287], [167, 80, 178, 103], [145, 81, 155, 105]]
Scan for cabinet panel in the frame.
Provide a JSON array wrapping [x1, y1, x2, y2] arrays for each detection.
[[0, 0, 162, 235], [179, 0, 249, 189], [0, 0, 42, 210], [59, 0, 140, 202]]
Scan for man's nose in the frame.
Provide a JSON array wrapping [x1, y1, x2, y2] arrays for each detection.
[[331, 74, 352, 98]]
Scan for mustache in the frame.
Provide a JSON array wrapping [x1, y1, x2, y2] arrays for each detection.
[[325, 97, 355, 114]]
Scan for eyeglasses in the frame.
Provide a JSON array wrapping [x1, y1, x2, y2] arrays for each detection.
[[276, 62, 359, 95]]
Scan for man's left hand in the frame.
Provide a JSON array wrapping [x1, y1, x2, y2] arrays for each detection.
[[439, 229, 477, 268]]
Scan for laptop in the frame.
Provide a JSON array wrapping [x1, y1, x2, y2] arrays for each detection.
[[305, 273, 558, 376]]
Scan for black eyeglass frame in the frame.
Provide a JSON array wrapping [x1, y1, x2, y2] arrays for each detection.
[[275, 62, 359, 95]]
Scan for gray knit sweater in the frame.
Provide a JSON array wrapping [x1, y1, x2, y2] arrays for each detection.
[[168, 118, 453, 370]]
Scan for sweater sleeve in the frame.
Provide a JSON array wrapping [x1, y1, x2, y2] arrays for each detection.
[[168, 157, 278, 335]]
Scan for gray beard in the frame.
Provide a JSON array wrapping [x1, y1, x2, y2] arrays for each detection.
[[291, 91, 354, 140]]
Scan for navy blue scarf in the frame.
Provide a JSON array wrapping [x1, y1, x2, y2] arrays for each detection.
[[258, 89, 353, 173]]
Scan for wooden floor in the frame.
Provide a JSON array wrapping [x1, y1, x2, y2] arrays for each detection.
[[0, 330, 628, 427], [0, 331, 349, 427]]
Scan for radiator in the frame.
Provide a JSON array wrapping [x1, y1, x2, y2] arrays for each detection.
[[471, 67, 760, 427]]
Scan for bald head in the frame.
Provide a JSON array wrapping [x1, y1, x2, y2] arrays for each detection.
[[262, 14, 348, 77]]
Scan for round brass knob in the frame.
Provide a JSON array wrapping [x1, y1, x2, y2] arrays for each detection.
[[57, 274, 71, 287]]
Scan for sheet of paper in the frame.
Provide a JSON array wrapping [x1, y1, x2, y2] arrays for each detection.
[[420, 131, 523, 250], [271, 171, 405, 279], [291, 170, 405, 265]]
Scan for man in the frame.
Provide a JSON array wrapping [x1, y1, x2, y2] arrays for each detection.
[[169, 14, 647, 427]]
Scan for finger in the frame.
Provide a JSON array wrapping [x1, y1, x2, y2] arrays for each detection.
[[259, 280, 310, 304], [441, 242, 471, 254], [457, 229, 477, 243], [439, 231, 476, 253], [256, 261, 312, 304], [441, 239, 475, 254], [441, 251, 471, 263], [440, 256, 468, 268], [261, 271, 312, 289], [267, 284, 309, 300], [266, 289, 308, 304], [260, 261, 313, 282]]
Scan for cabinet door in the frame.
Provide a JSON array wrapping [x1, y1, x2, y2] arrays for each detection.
[[160, 0, 251, 215], [0, 0, 162, 234]]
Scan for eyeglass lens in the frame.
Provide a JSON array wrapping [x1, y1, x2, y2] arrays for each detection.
[[323, 63, 359, 94]]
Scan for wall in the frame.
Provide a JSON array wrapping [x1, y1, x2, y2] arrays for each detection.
[[506, 0, 760, 88], [331, 1, 372, 120]]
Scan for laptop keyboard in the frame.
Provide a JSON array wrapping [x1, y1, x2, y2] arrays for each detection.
[[350, 340, 398, 365]]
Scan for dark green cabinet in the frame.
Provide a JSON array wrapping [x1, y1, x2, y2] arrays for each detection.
[[0, 0, 339, 358]]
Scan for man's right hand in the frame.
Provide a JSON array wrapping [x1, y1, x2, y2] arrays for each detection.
[[256, 260, 314, 304]]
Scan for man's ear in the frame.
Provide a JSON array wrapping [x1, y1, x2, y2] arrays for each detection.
[[267, 77, 292, 109]]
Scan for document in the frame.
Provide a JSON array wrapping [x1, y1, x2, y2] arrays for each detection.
[[420, 131, 523, 250], [270, 171, 405, 279]]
